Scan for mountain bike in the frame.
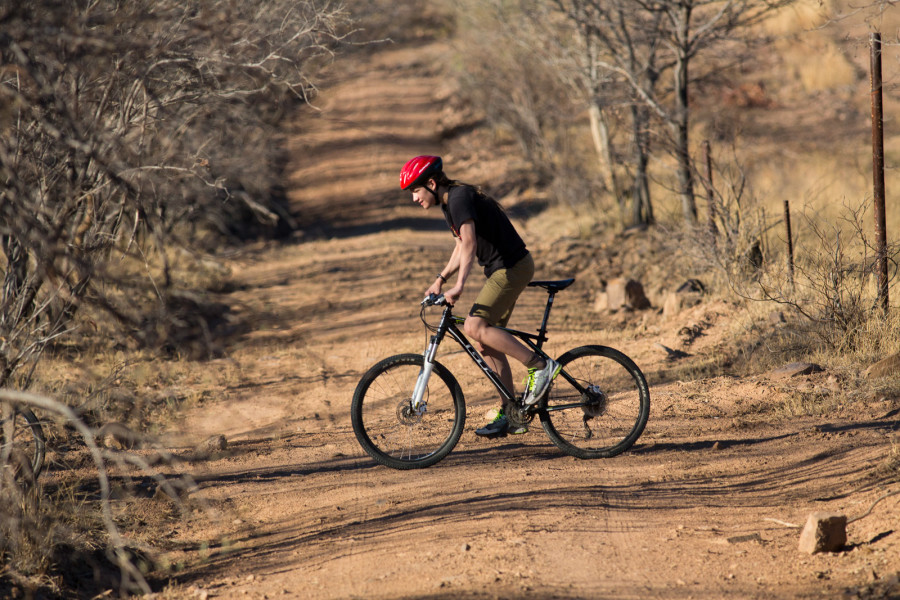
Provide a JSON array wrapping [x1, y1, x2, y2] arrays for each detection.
[[351, 278, 650, 469], [1, 403, 46, 482]]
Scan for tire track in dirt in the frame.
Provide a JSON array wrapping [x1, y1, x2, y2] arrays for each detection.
[[284, 42, 448, 232]]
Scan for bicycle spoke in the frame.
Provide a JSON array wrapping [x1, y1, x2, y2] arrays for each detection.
[[540, 346, 649, 459], [351, 354, 465, 469]]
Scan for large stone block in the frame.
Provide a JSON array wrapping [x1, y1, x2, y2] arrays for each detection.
[[606, 277, 650, 312], [798, 512, 847, 554]]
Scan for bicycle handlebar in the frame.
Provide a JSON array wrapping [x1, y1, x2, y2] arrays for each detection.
[[421, 293, 448, 307]]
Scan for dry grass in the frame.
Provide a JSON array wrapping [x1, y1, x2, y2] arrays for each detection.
[[2, 249, 240, 596], [787, 38, 859, 92], [764, 1, 858, 92], [877, 436, 900, 482], [766, 0, 833, 34], [631, 0, 900, 380], [1, 386, 222, 596]]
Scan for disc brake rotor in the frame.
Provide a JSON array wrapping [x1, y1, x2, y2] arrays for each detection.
[[397, 399, 424, 425]]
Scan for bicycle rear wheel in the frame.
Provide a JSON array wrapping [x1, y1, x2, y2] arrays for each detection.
[[1, 407, 46, 481], [351, 354, 465, 469], [539, 345, 649, 459]]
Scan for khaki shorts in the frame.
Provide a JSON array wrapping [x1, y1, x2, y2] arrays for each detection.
[[469, 253, 534, 327]]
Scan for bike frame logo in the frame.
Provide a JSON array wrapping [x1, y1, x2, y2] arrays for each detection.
[[458, 336, 491, 372]]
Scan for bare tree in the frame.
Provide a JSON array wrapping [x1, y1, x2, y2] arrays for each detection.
[[547, 0, 664, 226], [0, 0, 349, 389], [545, 0, 792, 224], [453, 0, 583, 188], [639, 0, 792, 223]]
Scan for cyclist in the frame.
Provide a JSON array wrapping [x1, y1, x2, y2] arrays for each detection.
[[400, 155, 561, 437]]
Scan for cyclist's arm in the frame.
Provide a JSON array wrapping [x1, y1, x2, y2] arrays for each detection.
[[444, 239, 463, 279], [427, 239, 460, 296], [443, 220, 476, 305]]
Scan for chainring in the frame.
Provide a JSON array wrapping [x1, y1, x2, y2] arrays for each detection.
[[506, 406, 535, 430]]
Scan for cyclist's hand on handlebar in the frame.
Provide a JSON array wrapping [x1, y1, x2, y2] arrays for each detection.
[[425, 279, 443, 297], [443, 285, 462, 306]]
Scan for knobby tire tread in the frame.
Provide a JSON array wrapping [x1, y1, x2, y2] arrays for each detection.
[[351, 353, 465, 470], [21, 408, 46, 479], [539, 345, 649, 459], [2, 407, 46, 482]]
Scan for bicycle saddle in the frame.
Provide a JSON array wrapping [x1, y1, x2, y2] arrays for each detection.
[[528, 278, 575, 292]]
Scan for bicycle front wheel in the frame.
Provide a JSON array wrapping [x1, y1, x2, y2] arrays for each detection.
[[1, 407, 46, 481], [351, 354, 465, 469], [539, 345, 649, 459]]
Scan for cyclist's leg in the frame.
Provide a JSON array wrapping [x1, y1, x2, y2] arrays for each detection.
[[472, 339, 514, 394], [465, 255, 534, 433], [466, 318, 532, 368], [469, 325, 526, 438]]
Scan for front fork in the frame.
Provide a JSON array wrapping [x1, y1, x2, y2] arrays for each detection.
[[411, 334, 440, 414]]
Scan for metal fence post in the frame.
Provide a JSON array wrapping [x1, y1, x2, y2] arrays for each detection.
[[703, 141, 718, 242], [870, 32, 888, 311]]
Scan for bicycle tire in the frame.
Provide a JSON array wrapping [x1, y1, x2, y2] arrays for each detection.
[[351, 353, 465, 469], [539, 345, 649, 459], [1, 407, 46, 481]]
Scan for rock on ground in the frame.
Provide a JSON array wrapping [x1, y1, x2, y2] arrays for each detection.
[[798, 512, 847, 554]]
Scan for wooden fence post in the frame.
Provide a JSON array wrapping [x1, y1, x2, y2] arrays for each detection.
[[784, 200, 794, 290], [703, 140, 718, 245]]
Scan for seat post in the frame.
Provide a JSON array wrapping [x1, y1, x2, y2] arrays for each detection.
[[535, 290, 557, 348], [526, 278, 574, 349]]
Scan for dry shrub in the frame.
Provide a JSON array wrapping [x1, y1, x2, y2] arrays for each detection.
[[704, 204, 900, 395], [661, 145, 899, 376], [657, 152, 770, 296], [752, 202, 900, 356], [761, 0, 895, 96], [0, 483, 53, 579], [777, 36, 858, 92], [1, 390, 207, 597], [345, 0, 453, 47], [0, 0, 351, 393], [879, 437, 900, 481], [0, 0, 352, 594], [683, 146, 898, 358], [764, 0, 832, 35]]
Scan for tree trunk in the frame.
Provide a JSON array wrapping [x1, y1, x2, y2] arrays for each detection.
[[631, 103, 653, 225], [588, 101, 623, 212], [673, 4, 697, 224]]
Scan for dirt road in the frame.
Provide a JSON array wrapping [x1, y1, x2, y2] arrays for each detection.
[[160, 39, 900, 599]]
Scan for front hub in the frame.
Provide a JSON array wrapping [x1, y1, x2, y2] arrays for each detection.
[[397, 399, 425, 425]]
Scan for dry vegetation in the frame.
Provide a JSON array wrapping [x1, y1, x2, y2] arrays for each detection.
[[1, 0, 899, 597]]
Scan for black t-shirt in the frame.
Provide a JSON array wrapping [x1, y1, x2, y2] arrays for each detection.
[[442, 185, 529, 277]]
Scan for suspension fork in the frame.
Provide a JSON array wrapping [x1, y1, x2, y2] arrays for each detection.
[[411, 306, 452, 411]]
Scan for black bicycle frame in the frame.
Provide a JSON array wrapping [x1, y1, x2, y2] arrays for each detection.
[[423, 292, 586, 407]]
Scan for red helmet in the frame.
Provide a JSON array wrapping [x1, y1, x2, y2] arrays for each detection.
[[400, 155, 442, 190]]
